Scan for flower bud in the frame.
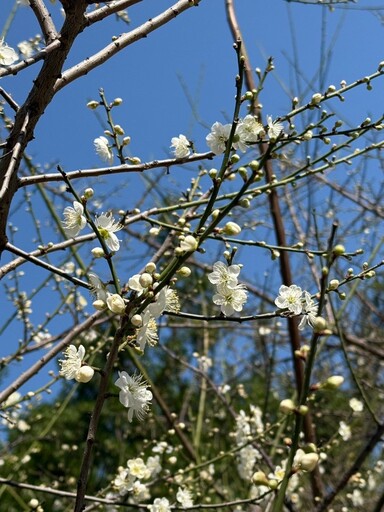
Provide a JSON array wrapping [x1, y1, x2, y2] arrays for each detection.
[[279, 398, 296, 415], [129, 156, 141, 165], [302, 130, 313, 141], [122, 136, 131, 146], [251, 470, 269, 486], [92, 299, 106, 311], [131, 314, 143, 327], [91, 247, 105, 258], [84, 187, 94, 199], [177, 266, 191, 277], [328, 279, 339, 290], [139, 273, 153, 288], [87, 100, 99, 109], [149, 227, 160, 236], [106, 294, 126, 314], [222, 222, 242, 236], [249, 160, 260, 171], [312, 316, 327, 333], [179, 235, 198, 252], [145, 262, 157, 274], [114, 124, 125, 135], [299, 452, 319, 472], [112, 97, 123, 106], [75, 366, 94, 383], [310, 93, 322, 105], [332, 244, 346, 256], [323, 375, 344, 390]]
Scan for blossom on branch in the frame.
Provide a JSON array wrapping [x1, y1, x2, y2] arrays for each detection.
[[208, 261, 241, 290], [94, 211, 123, 252], [94, 135, 114, 164], [115, 371, 152, 422], [298, 291, 318, 330], [148, 497, 171, 512], [274, 285, 303, 315], [62, 201, 87, 237], [213, 283, 248, 316], [58, 345, 94, 383], [266, 115, 284, 141], [0, 39, 18, 66], [236, 115, 265, 152], [170, 134, 191, 158], [206, 121, 232, 155]]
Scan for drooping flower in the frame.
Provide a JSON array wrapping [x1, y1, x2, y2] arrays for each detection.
[[206, 121, 232, 155], [94, 136, 114, 164], [298, 291, 318, 330], [208, 261, 240, 290], [176, 487, 194, 508], [266, 115, 284, 141], [136, 310, 158, 351], [170, 134, 191, 158], [62, 201, 87, 237], [0, 39, 19, 66], [89, 272, 108, 302], [275, 284, 303, 315], [94, 211, 123, 252], [148, 286, 180, 318], [212, 283, 248, 316], [59, 345, 94, 382], [236, 115, 265, 152], [115, 371, 152, 422], [148, 497, 171, 512]]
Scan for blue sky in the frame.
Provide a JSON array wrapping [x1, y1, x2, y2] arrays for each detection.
[[1, 0, 383, 397]]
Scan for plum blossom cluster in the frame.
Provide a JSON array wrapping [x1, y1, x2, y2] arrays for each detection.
[[61, 199, 123, 252], [235, 407, 264, 480], [208, 261, 248, 316], [109, 454, 161, 503], [205, 114, 283, 155], [128, 269, 180, 352], [274, 284, 319, 330]]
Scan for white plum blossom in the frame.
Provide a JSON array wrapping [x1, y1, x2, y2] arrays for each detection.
[[275, 285, 303, 315], [338, 420, 351, 441], [115, 371, 152, 422], [349, 398, 364, 413], [176, 487, 194, 508], [235, 115, 265, 152], [136, 310, 158, 351], [206, 121, 232, 155], [0, 39, 19, 66], [59, 345, 93, 382], [128, 274, 146, 295], [127, 458, 151, 479], [266, 115, 284, 141], [94, 136, 114, 164], [62, 201, 87, 237], [170, 134, 191, 158], [298, 291, 318, 330], [208, 261, 241, 289], [89, 272, 108, 302], [148, 497, 171, 512], [148, 286, 180, 318], [94, 211, 123, 252], [112, 466, 135, 495], [213, 283, 248, 316]]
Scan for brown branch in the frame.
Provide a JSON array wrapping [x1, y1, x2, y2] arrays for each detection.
[[225, 0, 324, 500], [54, 0, 202, 92], [29, 0, 58, 45], [0, 1, 89, 257]]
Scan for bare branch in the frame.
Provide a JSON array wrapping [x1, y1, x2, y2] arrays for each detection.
[[29, 0, 58, 45], [54, 0, 202, 92]]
